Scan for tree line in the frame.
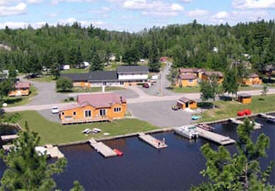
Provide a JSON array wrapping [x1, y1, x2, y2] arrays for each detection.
[[0, 20, 274, 76]]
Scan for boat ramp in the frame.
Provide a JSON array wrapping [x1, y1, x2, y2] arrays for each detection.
[[229, 118, 261, 129], [259, 113, 275, 123], [1, 134, 19, 141], [138, 132, 167, 149], [89, 138, 117, 158], [196, 127, 236, 145]]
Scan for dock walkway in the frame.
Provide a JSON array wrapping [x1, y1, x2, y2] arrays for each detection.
[[259, 113, 275, 122], [45, 145, 64, 159], [1, 135, 19, 141], [138, 133, 167, 149], [229, 118, 261, 129], [89, 138, 117, 158], [197, 128, 235, 145]]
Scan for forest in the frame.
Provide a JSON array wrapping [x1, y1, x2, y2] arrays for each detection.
[[0, 20, 275, 74]]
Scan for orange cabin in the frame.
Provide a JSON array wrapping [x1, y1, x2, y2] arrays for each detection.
[[8, 82, 31, 97], [201, 71, 224, 84], [59, 93, 127, 124], [176, 73, 198, 87], [242, 74, 262, 86], [177, 97, 197, 110], [237, 93, 252, 104]]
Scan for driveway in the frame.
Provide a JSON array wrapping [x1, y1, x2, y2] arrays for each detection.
[[128, 100, 197, 127], [141, 62, 176, 96], [28, 80, 67, 105]]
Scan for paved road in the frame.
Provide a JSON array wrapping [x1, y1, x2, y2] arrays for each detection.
[[28, 80, 67, 105], [128, 100, 195, 127], [5, 88, 275, 112]]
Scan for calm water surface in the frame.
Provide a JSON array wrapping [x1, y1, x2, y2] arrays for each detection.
[[0, 119, 274, 190], [54, 118, 275, 191]]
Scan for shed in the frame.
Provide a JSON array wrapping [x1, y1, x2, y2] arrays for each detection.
[[238, 93, 252, 104], [177, 97, 197, 110]]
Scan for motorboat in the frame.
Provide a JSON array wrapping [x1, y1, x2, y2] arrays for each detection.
[[82, 128, 92, 134], [174, 126, 199, 139]]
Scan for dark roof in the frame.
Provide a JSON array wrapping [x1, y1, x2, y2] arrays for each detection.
[[88, 71, 117, 82], [238, 93, 251, 98], [117, 66, 149, 74], [203, 71, 224, 78], [178, 96, 195, 103], [61, 71, 118, 82], [179, 73, 197, 80], [61, 73, 89, 81], [249, 73, 259, 78]]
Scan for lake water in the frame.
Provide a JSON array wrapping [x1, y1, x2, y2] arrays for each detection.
[[0, 119, 274, 190]]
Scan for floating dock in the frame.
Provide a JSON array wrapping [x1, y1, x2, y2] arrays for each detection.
[[1, 134, 19, 141], [138, 133, 167, 149], [229, 118, 261, 129], [44, 145, 64, 159], [259, 113, 275, 123], [89, 138, 117, 158], [196, 128, 236, 145]]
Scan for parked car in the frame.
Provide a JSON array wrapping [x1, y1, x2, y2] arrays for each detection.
[[143, 83, 150, 88], [51, 106, 59, 114]]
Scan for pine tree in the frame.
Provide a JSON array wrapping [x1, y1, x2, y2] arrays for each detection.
[[0, 122, 67, 190], [90, 48, 103, 71], [148, 39, 160, 72], [191, 119, 274, 191]]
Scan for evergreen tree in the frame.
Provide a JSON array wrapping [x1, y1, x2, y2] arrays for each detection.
[[148, 39, 160, 72], [192, 119, 274, 191], [76, 46, 83, 68], [0, 122, 67, 190], [90, 50, 103, 71]]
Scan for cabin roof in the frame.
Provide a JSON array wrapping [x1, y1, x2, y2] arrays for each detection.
[[117, 66, 149, 74], [179, 73, 197, 80], [61, 71, 117, 82], [15, 82, 30, 89], [203, 71, 223, 78], [178, 96, 195, 103], [179, 68, 205, 73], [238, 93, 251, 98]]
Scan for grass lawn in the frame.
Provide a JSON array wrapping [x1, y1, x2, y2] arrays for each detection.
[[200, 95, 275, 122], [70, 86, 125, 93], [104, 62, 122, 71], [171, 86, 200, 93], [4, 86, 38, 107], [16, 111, 158, 145], [61, 68, 88, 74], [29, 75, 55, 82]]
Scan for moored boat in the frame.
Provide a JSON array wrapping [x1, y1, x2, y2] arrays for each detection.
[[174, 126, 199, 139]]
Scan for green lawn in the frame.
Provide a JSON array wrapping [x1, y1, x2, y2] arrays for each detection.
[[171, 86, 200, 93], [4, 86, 38, 107], [104, 62, 123, 71], [71, 86, 125, 93], [29, 75, 55, 82], [16, 111, 158, 145], [61, 68, 88, 74], [200, 95, 275, 122]]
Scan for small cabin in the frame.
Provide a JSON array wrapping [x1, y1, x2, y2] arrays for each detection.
[[177, 73, 198, 87], [242, 74, 262, 86], [8, 82, 31, 97], [237, 93, 252, 104], [177, 97, 197, 110], [202, 71, 224, 84]]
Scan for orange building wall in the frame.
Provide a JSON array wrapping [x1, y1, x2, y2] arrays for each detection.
[[242, 77, 262, 86], [201, 74, 223, 84], [177, 79, 198, 87], [239, 97, 252, 104], [60, 103, 127, 124], [177, 101, 197, 110], [8, 89, 30, 97], [73, 82, 91, 88]]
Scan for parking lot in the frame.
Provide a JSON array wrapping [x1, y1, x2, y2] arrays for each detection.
[[128, 100, 197, 127]]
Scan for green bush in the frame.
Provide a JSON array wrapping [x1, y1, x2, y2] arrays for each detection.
[[56, 77, 73, 92]]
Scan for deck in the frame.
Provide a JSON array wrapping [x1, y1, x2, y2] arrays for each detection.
[[89, 138, 117, 158], [229, 118, 261, 129], [2, 144, 14, 151], [138, 132, 167, 149], [196, 128, 236, 145], [45, 145, 64, 159], [1, 134, 19, 141]]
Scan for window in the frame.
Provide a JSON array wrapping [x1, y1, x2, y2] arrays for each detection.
[[62, 112, 64, 115], [73, 112, 76, 116], [120, 81, 124, 85], [189, 80, 193, 82], [85, 110, 91, 117], [100, 109, 106, 116], [103, 82, 107, 85], [114, 107, 121, 112]]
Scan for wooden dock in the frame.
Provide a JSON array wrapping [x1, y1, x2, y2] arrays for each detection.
[[138, 133, 167, 149], [45, 145, 64, 159], [89, 138, 117, 158], [196, 128, 236, 145], [229, 118, 261, 129], [259, 113, 275, 123], [1, 134, 19, 141]]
